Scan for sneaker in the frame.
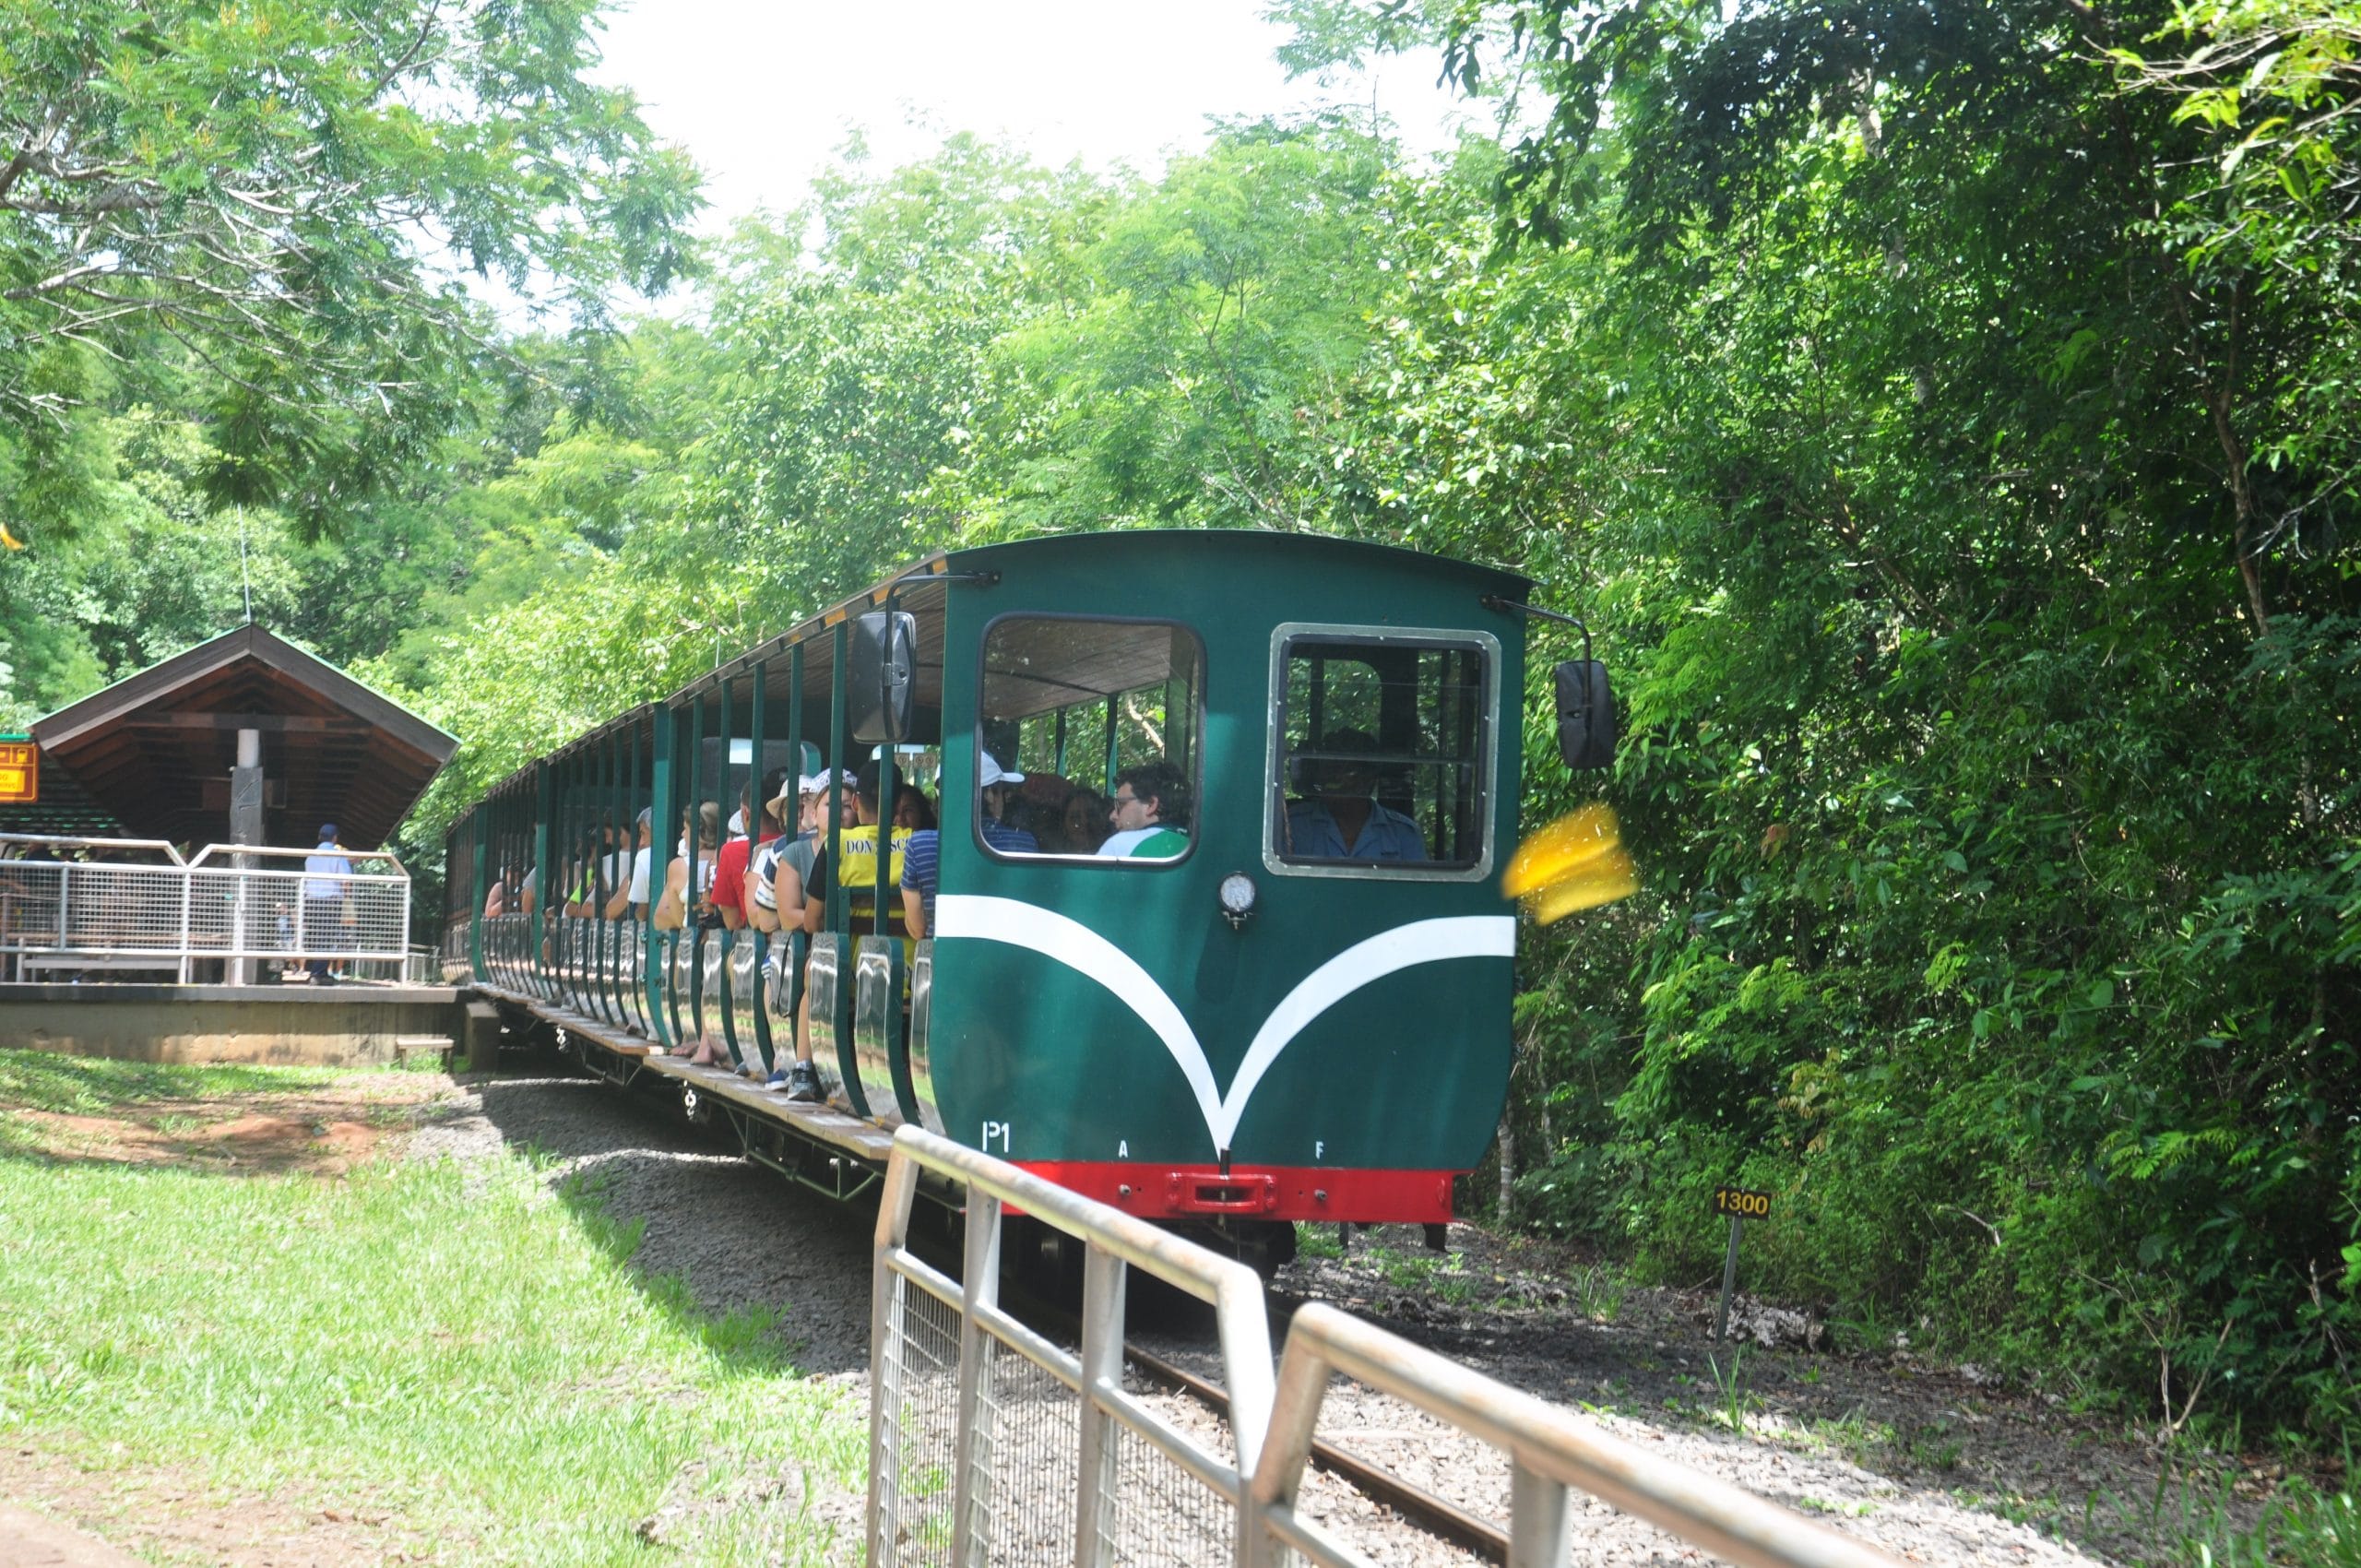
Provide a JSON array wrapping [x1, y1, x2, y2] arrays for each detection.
[[785, 1062, 824, 1102], [764, 1067, 790, 1091]]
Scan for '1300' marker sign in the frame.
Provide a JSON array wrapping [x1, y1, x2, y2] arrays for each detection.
[[1714, 1187, 1772, 1219]]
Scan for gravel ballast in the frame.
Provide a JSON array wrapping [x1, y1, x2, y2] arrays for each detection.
[[408, 1064, 2273, 1566]]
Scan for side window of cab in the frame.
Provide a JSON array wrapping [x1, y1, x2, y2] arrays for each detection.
[[975, 616, 1204, 863], [1265, 625, 1497, 880]]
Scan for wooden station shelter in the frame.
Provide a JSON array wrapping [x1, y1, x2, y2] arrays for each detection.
[[0, 625, 457, 851]]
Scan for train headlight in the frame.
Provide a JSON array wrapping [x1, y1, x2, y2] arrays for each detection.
[[1217, 871, 1257, 930]]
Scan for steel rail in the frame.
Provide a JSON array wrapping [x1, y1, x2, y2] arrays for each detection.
[[981, 1253, 1511, 1563], [1123, 1337, 1513, 1565]]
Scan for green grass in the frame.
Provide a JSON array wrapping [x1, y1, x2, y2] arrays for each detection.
[[0, 1050, 345, 1116], [2201, 1483, 2361, 1568], [0, 1055, 863, 1564], [2111, 1469, 2361, 1568], [1294, 1223, 1343, 1262]]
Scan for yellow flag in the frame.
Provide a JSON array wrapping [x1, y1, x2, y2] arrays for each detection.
[[0, 523, 22, 551], [1502, 802, 1637, 923]]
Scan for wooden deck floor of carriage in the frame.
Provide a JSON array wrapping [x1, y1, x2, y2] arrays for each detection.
[[463, 977, 900, 1175]]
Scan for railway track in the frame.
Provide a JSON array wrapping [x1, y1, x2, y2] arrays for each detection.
[[986, 1255, 1512, 1566], [1121, 1336, 1511, 1565]]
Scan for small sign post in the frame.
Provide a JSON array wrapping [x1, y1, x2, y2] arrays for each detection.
[[0, 739, 36, 804], [1712, 1186, 1772, 1341]]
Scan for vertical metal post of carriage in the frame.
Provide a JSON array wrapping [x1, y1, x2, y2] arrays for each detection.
[[533, 759, 554, 1002], [717, 671, 742, 1071], [620, 717, 642, 1032], [746, 659, 776, 1075], [468, 805, 487, 982], [777, 643, 807, 1066], [688, 683, 709, 1056], [645, 701, 676, 1047], [826, 619, 869, 1115], [596, 727, 623, 1029]]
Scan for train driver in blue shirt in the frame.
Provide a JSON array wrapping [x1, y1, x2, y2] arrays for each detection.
[[1285, 728, 1429, 861]]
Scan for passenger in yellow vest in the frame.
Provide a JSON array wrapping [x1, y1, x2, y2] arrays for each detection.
[[800, 760, 911, 942], [788, 759, 910, 1101]]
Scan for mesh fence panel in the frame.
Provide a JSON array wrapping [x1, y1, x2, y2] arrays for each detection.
[[970, 1335, 1080, 1567], [1102, 1418, 1238, 1567], [875, 1276, 962, 1567], [340, 878, 408, 955], [0, 864, 65, 947], [178, 870, 409, 959], [80, 865, 183, 949]]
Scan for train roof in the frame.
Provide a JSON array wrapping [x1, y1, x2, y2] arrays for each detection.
[[475, 530, 1533, 802]]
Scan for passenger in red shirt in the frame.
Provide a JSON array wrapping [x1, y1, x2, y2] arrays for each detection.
[[709, 769, 790, 930]]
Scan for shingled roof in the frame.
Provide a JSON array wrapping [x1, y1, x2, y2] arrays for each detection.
[[26, 626, 457, 850]]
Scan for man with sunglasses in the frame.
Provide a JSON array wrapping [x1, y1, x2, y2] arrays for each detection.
[[1099, 761, 1190, 860]]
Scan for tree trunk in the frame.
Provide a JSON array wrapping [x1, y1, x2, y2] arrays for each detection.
[[1497, 1112, 1516, 1222]]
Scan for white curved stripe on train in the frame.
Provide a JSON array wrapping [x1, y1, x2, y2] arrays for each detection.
[[933, 895, 1515, 1154]]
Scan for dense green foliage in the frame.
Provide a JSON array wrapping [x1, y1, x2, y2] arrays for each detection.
[[3, 0, 2354, 1445], [1418, 0, 2361, 1444], [0, 0, 696, 717]]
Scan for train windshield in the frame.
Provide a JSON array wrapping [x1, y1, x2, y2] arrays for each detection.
[[978, 616, 1202, 861], [1268, 628, 1494, 876]]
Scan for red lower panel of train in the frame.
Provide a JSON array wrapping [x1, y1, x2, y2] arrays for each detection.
[[1016, 1162, 1454, 1224]]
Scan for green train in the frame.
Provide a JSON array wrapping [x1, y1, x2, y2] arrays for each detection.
[[450, 530, 1611, 1254]]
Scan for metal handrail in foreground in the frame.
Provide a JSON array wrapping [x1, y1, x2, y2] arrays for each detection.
[[871, 1124, 1276, 1568], [870, 1123, 1905, 1568], [184, 842, 408, 875], [1252, 1303, 1901, 1568]]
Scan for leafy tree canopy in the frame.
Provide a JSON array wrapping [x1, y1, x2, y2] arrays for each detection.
[[0, 0, 701, 541]]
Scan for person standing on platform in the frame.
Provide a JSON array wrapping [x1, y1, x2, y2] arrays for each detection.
[[303, 825, 351, 985]]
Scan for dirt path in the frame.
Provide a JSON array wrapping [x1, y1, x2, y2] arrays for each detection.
[[0, 1501, 146, 1568], [3, 1072, 439, 1176]]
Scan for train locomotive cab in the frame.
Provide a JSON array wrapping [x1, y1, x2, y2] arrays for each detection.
[[907, 532, 1533, 1261], [449, 529, 1607, 1270]]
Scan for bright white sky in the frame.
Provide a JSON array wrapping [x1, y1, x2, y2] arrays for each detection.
[[591, 0, 1480, 230]]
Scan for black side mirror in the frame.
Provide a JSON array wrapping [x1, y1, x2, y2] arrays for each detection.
[[849, 610, 918, 744], [1553, 659, 1617, 770]]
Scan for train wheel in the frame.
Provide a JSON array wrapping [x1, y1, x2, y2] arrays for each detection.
[[1001, 1215, 1086, 1305]]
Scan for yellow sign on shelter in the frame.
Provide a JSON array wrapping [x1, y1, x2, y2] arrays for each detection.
[[0, 740, 37, 804]]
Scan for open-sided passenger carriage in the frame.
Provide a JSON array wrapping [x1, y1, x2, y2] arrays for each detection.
[[453, 530, 1612, 1259]]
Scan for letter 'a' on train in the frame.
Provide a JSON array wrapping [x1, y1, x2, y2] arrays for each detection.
[[450, 530, 1614, 1270]]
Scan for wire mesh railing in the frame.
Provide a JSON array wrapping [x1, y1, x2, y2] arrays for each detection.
[[871, 1127, 1275, 1568], [871, 1125, 1909, 1568], [0, 834, 411, 983]]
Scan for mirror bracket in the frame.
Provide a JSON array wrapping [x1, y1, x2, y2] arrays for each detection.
[[1488, 597, 1617, 771], [1482, 594, 1592, 662]]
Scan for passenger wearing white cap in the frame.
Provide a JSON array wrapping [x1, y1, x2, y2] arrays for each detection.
[[750, 768, 854, 934], [901, 751, 1037, 940]]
